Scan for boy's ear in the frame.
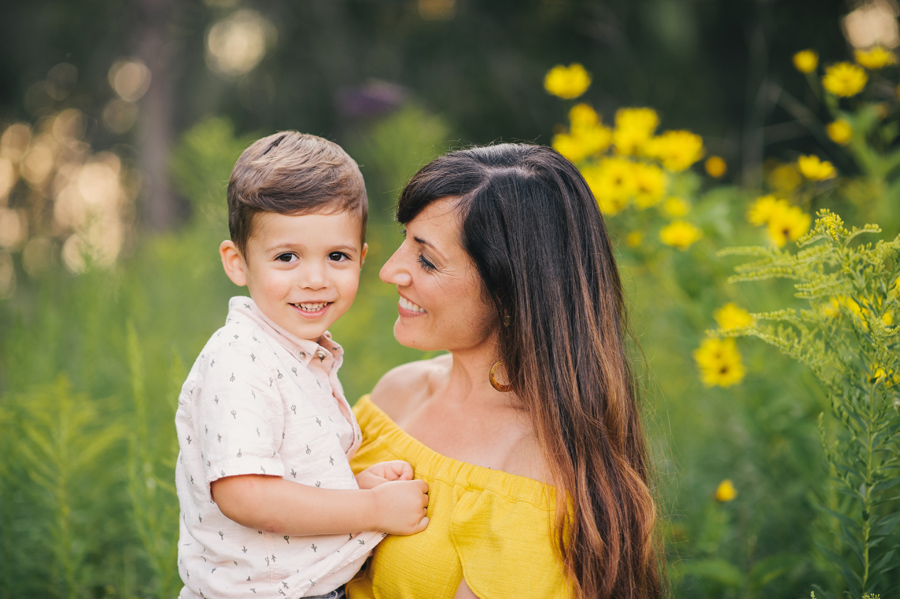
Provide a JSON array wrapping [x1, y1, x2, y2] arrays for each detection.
[[361, 243, 368, 265], [219, 240, 248, 287]]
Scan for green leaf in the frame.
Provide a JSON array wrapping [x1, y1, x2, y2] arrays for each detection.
[[675, 557, 745, 588]]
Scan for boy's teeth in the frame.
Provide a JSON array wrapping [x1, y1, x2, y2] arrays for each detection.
[[296, 302, 328, 312], [400, 297, 425, 313]]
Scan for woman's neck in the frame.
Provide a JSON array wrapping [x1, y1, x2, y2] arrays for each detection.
[[436, 342, 519, 410]]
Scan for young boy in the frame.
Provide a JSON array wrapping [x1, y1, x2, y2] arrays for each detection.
[[174, 132, 429, 599]]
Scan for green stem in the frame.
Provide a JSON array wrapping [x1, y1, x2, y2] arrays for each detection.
[[860, 382, 876, 593]]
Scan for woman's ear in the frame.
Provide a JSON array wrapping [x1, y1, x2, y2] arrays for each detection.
[[219, 240, 248, 287]]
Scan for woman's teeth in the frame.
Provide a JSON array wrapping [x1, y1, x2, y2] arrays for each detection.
[[400, 297, 425, 313]]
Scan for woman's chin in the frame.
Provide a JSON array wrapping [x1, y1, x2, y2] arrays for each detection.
[[393, 322, 435, 352]]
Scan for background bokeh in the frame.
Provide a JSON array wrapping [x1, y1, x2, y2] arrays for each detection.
[[1, 1, 899, 598]]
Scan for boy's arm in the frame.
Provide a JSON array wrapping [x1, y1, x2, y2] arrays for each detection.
[[210, 474, 429, 536]]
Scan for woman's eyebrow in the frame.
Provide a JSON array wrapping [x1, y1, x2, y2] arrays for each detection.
[[413, 235, 448, 262]]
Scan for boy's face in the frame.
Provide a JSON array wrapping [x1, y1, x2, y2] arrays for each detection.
[[220, 210, 367, 342]]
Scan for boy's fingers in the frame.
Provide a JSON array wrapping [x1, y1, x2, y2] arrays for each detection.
[[416, 516, 430, 532]]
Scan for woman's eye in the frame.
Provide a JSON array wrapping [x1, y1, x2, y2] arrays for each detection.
[[275, 253, 297, 263], [417, 254, 436, 271], [328, 252, 350, 262]]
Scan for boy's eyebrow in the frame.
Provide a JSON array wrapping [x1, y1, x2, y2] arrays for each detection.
[[263, 241, 361, 254]]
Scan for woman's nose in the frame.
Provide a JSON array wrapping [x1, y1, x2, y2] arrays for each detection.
[[380, 247, 412, 286]]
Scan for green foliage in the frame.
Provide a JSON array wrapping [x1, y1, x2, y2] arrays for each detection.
[[125, 324, 182, 599], [0, 377, 125, 598], [169, 117, 258, 227], [0, 109, 448, 595], [721, 210, 900, 596]]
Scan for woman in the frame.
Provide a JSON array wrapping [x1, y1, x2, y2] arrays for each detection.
[[347, 144, 663, 599]]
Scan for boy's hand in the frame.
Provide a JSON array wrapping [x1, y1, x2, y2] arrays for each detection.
[[356, 460, 414, 489], [371, 479, 429, 535]]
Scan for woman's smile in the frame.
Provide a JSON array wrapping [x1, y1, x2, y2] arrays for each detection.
[[398, 296, 426, 315]]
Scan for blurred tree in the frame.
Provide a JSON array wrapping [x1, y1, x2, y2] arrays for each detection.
[[0, 0, 855, 233]]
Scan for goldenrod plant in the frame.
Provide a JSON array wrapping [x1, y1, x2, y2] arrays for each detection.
[[720, 210, 900, 597]]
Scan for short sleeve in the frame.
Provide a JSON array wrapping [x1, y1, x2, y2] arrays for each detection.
[[193, 339, 286, 486], [449, 489, 573, 599]]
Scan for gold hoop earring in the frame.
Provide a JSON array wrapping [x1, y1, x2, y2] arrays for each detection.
[[489, 361, 512, 393]]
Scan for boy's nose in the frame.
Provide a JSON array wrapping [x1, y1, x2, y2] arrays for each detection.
[[299, 261, 327, 289]]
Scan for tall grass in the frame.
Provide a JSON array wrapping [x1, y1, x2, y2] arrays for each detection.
[[0, 109, 449, 597]]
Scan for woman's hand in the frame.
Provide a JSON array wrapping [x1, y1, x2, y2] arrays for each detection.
[[356, 460, 414, 489]]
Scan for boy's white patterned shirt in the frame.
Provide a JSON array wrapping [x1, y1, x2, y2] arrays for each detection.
[[175, 296, 383, 599]]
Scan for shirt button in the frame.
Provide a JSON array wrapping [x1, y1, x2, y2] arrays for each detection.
[[315, 349, 327, 361]]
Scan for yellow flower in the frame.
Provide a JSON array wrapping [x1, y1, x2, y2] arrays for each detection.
[[855, 46, 896, 70], [822, 62, 868, 97], [661, 196, 690, 218], [704, 155, 727, 178], [816, 209, 847, 240], [660, 220, 702, 250], [821, 297, 842, 318], [767, 162, 803, 192], [569, 103, 599, 128], [715, 479, 738, 502], [872, 366, 900, 386], [552, 122, 612, 163], [544, 63, 592, 99], [613, 108, 659, 155], [797, 155, 837, 180], [714, 303, 754, 331], [645, 130, 704, 172], [746, 195, 790, 226], [767, 205, 812, 247], [793, 50, 819, 73], [694, 337, 745, 388], [552, 132, 587, 163], [827, 119, 853, 145], [632, 162, 668, 209], [830, 295, 894, 330], [582, 157, 636, 215], [625, 231, 643, 248]]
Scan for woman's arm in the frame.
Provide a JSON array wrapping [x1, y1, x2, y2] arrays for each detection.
[[210, 474, 429, 536], [454, 580, 479, 599]]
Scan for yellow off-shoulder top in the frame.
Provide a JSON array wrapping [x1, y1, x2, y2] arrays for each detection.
[[346, 395, 573, 599]]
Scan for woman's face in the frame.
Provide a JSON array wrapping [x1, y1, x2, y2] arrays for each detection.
[[380, 197, 498, 353]]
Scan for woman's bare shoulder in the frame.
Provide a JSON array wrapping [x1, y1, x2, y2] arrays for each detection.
[[370, 354, 451, 421]]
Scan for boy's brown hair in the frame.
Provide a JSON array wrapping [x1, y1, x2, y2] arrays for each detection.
[[227, 131, 368, 255]]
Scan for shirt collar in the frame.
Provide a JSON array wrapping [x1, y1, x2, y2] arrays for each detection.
[[228, 296, 344, 367]]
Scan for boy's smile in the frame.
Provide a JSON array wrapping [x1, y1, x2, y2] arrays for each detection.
[[220, 210, 367, 343]]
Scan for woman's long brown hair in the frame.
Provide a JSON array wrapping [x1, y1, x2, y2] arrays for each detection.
[[397, 144, 664, 599]]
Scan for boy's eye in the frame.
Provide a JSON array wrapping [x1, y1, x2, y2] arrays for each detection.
[[417, 254, 436, 271], [275, 253, 297, 263], [328, 252, 350, 262]]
